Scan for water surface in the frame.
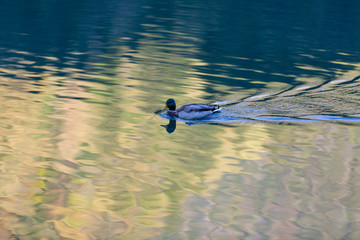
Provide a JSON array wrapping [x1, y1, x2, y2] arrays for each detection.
[[1, 0, 360, 239]]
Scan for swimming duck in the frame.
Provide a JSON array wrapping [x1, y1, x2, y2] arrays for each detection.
[[162, 98, 221, 120]]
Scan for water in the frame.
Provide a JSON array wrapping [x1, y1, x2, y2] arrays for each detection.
[[1, 0, 360, 239]]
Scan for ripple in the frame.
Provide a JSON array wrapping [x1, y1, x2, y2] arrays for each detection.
[[159, 74, 360, 126]]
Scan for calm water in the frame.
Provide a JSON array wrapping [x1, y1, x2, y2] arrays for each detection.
[[1, 1, 360, 239]]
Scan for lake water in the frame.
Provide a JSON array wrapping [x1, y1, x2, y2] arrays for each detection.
[[1, 1, 360, 239]]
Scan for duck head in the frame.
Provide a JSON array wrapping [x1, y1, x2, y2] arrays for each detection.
[[162, 98, 176, 111]]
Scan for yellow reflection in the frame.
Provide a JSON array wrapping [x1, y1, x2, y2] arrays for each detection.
[[1, 21, 360, 239]]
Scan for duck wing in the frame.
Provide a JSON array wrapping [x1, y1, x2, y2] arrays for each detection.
[[177, 103, 220, 113]]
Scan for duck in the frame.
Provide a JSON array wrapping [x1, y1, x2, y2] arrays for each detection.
[[161, 98, 221, 120]]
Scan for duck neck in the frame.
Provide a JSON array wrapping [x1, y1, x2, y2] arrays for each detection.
[[168, 104, 176, 110]]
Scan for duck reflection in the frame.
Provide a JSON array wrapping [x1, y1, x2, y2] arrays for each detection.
[[161, 119, 177, 133]]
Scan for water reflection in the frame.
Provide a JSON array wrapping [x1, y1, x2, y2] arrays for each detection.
[[1, 0, 360, 239], [161, 119, 177, 134]]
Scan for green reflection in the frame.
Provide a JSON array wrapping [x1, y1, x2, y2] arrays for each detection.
[[1, 1, 360, 240]]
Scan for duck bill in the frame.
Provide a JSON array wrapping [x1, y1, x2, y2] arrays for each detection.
[[161, 105, 168, 111]]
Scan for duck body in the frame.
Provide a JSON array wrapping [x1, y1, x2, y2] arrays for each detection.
[[163, 99, 220, 120]]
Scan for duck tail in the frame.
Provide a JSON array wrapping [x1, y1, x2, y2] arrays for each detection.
[[212, 105, 221, 112]]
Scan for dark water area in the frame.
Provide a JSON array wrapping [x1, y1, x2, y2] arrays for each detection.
[[1, 0, 360, 239], [2, 0, 360, 87]]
